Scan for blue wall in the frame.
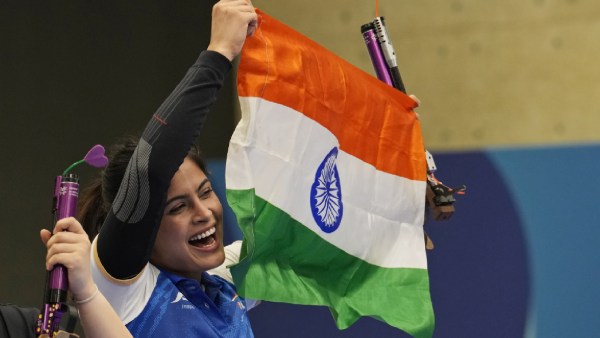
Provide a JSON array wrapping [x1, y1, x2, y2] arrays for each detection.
[[207, 143, 600, 337]]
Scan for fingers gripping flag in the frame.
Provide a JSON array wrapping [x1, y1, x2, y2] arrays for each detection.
[[226, 10, 434, 338]]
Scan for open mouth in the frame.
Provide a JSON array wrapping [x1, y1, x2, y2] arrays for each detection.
[[188, 227, 217, 248]]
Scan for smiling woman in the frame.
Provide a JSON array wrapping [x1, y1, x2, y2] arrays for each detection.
[[70, 1, 259, 337], [152, 158, 226, 281]]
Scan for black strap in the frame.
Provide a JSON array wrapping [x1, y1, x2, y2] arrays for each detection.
[[63, 304, 79, 334], [0, 305, 10, 338], [0, 303, 39, 338]]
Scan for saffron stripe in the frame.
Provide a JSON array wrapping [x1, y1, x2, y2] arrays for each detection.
[[237, 14, 426, 181]]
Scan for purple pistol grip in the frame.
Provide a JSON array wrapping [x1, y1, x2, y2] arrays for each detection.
[[37, 174, 79, 336], [362, 27, 393, 86]]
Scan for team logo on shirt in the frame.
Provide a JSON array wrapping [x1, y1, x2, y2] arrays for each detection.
[[171, 292, 196, 310], [232, 294, 245, 311], [171, 292, 188, 304], [171, 291, 245, 311]]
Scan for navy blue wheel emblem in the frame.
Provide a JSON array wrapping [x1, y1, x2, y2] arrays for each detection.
[[310, 147, 343, 233]]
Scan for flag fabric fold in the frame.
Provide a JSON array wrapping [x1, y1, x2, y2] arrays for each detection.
[[226, 10, 434, 338]]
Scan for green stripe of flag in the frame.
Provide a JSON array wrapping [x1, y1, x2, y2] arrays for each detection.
[[227, 188, 434, 338]]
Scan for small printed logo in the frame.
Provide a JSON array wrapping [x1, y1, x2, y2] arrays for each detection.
[[170, 292, 188, 304], [310, 147, 343, 233], [232, 294, 246, 311], [171, 292, 195, 310]]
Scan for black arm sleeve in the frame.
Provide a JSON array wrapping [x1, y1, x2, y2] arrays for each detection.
[[97, 50, 232, 279]]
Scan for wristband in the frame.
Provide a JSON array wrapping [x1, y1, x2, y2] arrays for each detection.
[[74, 285, 99, 305]]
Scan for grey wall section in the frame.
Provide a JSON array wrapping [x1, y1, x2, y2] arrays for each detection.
[[253, 0, 600, 150], [0, 1, 236, 311]]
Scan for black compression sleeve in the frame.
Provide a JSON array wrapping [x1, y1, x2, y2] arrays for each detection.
[[97, 51, 232, 279]]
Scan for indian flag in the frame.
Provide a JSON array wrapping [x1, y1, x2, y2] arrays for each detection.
[[226, 10, 434, 338]]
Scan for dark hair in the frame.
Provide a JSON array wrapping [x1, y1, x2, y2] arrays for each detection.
[[77, 135, 208, 240]]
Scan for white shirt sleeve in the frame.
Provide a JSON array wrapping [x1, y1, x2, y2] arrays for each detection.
[[90, 235, 160, 324]]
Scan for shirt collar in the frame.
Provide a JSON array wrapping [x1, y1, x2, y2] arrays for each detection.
[[160, 269, 222, 289]]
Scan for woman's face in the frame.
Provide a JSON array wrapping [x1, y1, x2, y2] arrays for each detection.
[[151, 157, 225, 280]]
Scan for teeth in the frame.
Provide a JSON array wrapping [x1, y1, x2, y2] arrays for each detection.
[[189, 227, 216, 242]]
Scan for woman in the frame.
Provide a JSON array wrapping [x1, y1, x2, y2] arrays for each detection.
[[67, 1, 257, 337]]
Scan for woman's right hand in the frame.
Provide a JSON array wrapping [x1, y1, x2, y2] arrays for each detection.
[[207, 0, 258, 61]]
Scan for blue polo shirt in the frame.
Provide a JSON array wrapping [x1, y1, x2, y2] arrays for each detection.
[[125, 270, 254, 338]]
